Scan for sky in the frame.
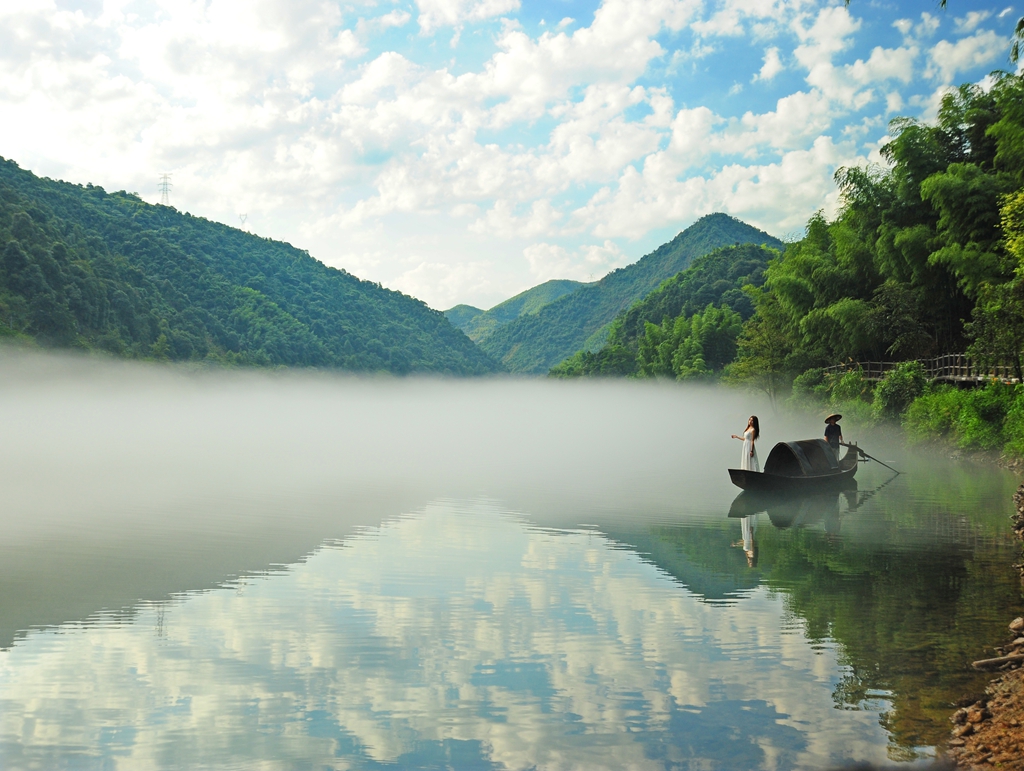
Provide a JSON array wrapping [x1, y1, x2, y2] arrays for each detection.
[[1, 0, 1021, 311]]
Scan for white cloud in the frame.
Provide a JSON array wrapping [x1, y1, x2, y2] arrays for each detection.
[[955, 10, 992, 33], [691, 0, 805, 39], [523, 240, 624, 282], [572, 134, 852, 240], [926, 29, 1004, 83], [917, 12, 941, 37], [792, 5, 861, 67], [357, 9, 413, 34], [892, 18, 913, 37], [470, 199, 563, 238], [415, 0, 521, 34], [753, 46, 784, 82]]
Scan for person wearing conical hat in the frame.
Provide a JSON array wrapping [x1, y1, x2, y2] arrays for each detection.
[[824, 413, 843, 453]]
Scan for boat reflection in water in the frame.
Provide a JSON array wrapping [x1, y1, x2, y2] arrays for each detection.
[[729, 485, 864, 566]]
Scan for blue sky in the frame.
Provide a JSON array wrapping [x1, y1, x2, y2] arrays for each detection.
[[1, 0, 1021, 309]]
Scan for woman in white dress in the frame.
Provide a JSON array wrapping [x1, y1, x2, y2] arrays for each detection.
[[731, 415, 760, 472]]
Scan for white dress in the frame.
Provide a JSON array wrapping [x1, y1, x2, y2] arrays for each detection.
[[741, 427, 759, 472]]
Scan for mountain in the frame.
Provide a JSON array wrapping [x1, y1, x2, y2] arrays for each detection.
[[549, 242, 778, 378], [0, 157, 500, 374], [444, 304, 484, 330], [444, 279, 588, 341], [607, 241, 775, 347], [477, 213, 783, 373]]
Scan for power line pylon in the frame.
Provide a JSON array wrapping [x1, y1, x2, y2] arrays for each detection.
[[158, 173, 173, 206]]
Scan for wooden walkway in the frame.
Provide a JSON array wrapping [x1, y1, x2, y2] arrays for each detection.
[[823, 354, 1021, 384]]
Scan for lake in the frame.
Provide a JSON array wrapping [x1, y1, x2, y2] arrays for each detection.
[[1, 351, 1021, 770]]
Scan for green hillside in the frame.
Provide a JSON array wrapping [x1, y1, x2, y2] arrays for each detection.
[[550, 242, 777, 378], [444, 278, 588, 341], [0, 157, 500, 374], [444, 304, 484, 330], [609, 242, 775, 345], [478, 213, 782, 373]]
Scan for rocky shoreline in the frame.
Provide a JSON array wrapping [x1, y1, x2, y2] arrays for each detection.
[[946, 484, 1024, 769]]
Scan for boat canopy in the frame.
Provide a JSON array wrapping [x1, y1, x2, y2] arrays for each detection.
[[763, 439, 839, 477]]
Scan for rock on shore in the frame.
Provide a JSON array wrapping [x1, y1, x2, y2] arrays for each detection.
[[947, 485, 1024, 769]]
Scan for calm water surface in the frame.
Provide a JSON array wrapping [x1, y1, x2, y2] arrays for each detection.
[[1, 353, 1021, 770]]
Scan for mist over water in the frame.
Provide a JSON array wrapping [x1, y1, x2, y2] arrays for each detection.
[[0, 349, 1019, 771], [0, 346, 872, 528]]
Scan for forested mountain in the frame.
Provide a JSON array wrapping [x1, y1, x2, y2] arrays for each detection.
[[478, 213, 782, 373], [551, 242, 776, 378], [444, 278, 588, 341], [0, 157, 500, 374], [445, 304, 485, 331]]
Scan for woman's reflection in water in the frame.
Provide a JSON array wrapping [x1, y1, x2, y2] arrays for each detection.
[[734, 514, 759, 567]]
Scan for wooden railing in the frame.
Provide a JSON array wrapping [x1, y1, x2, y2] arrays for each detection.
[[823, 354, 1021, 384]]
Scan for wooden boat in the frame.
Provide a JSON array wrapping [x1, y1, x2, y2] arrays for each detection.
[[728, 439, 858, 492]]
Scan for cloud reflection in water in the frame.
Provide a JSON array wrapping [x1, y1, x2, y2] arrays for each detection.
[[0, 501, 896, 771]]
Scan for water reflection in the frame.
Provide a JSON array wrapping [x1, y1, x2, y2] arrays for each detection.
[[728, 487, 859, 533], [608, 482, 1023, 756], [1, 351, 1022, 770], [0, 502, 894, 771]]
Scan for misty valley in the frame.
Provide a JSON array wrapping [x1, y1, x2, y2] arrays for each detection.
[[0, 351, 1019, 770]]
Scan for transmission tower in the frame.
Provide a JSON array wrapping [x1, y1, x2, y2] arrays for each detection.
[[239, 214, 248, 230], [158, 173, 172, 206]]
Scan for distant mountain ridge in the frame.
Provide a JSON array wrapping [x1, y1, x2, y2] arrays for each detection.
[[478, 213, 783, 373], [444, 279, 589, 341], [0, 157, 500, 374]]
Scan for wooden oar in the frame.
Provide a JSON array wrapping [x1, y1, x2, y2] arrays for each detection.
[[841, 442, 900, 475]]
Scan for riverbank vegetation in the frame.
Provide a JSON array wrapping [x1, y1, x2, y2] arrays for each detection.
[[552, 72, 1024, 460]]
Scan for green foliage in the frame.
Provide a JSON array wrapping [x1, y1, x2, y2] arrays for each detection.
[[790, 367, 829, 404], [609, 242, 776, 348], [904, 381, 1021, 453], [903, 386, 965, 441], [1003, 389, 1024, 457], [872, 361, 927, 420], [443, 304, 483, 330], [724, 288, 798, 407], [548, 345, 636, 378], [445, 279, 588, 342], [0, 157, 500, 374], [635, 303, 743, 381], [550, 242, 777, 380], [829, 368, 871, 404], [481, 213, 782, 373], [733, 74, 1024, 389]]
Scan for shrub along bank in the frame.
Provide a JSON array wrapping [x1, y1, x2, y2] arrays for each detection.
[[791, 363, 1024, 462]]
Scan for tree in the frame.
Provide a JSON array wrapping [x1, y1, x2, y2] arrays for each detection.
[[727, 289, 795, 410]]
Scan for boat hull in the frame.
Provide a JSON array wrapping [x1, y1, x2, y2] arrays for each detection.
[[728, 465, 857, 492]]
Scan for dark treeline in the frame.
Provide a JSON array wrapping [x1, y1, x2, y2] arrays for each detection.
[[0, 157, 500, 375]]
